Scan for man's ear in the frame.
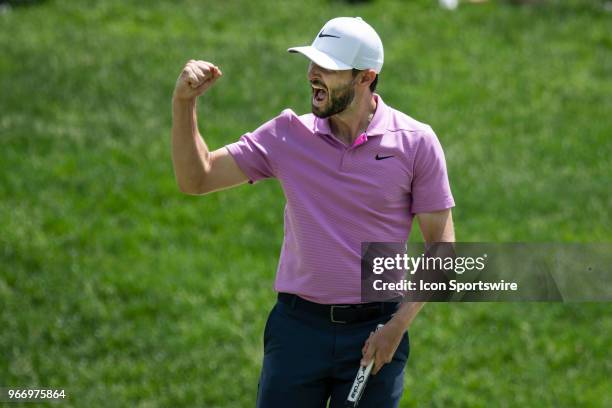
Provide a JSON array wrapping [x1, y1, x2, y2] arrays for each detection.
[[359, 69, 377, 89]]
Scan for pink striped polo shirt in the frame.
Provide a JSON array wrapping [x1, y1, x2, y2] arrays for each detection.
[[226, 94, 454, 304]]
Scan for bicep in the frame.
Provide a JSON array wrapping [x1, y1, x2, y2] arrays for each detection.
[[197, 146, 249, 194], [416, 209, 455, 243]]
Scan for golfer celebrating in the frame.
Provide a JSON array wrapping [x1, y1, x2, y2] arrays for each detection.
[[171, 17, 454, 408]]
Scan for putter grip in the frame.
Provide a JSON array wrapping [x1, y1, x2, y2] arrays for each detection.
[[345, 324, 384, 407]]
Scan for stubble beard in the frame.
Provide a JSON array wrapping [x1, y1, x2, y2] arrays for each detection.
[[312, 80, 356, 119]]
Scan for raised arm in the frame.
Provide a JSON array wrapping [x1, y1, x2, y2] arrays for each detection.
[[171, 60, 248, 195]]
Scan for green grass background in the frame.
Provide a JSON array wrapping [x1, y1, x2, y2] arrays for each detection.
[[1, 0, 610, 406]]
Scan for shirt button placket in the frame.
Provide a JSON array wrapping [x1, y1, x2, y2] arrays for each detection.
[[341, 133, 366, 172], [340, 146, 351, 172]]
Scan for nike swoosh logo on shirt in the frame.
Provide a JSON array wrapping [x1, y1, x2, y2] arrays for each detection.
[[375, 154, 394, 160], [318, 32, 341, 38]]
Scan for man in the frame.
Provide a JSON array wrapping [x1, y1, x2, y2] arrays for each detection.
[[171, 17, 454, 408]]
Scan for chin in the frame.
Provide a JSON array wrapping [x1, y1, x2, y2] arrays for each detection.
[[312, 105, 330, 119]]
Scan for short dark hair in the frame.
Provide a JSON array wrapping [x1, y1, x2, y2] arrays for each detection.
[[352, 68, 378, 93]]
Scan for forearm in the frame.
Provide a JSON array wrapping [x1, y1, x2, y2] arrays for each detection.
[[389, 210, 455, 331], [390, 301, 424, 330], [171, 97, 211, 193]]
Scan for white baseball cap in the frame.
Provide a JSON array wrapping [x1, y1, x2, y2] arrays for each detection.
[[288, 17, 384, 73]]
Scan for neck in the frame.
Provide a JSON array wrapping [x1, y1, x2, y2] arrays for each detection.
[[329, 93, 377, 145]]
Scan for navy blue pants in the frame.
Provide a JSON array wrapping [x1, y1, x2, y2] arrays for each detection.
[[256, 297, 410, 408]]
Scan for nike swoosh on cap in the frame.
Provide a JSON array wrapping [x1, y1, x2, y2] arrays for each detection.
[[375, 154, 394, 160], [318, 31, 340, 38]]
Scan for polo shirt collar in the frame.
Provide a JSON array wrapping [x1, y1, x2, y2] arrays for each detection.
[[366, 93, 389, 136], [313, 113, 333, 135], [313, 93, 389, 138]]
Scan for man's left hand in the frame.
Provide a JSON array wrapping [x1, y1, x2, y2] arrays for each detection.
[[360, 318, 405, 375]]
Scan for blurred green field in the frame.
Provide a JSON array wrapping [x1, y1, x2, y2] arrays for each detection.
[[1, 0, 611, 407]]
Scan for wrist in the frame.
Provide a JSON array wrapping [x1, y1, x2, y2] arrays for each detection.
[[172, 94, 197, 106]]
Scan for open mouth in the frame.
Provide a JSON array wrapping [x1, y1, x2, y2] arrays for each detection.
[[311, 84, 328, 107]]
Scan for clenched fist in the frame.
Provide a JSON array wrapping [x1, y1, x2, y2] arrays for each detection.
[[173, 60, 223, 100]]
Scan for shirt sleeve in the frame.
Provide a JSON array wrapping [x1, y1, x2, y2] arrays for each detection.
[[225, 114, 282, 184], [410, 127, 455, 214]]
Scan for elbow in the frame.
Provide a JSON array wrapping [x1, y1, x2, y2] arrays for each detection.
[[177, 184, 202, 195], [176, 177, 211, 196], [177, 183, 212, 196]]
